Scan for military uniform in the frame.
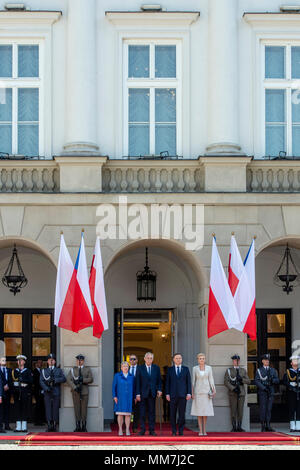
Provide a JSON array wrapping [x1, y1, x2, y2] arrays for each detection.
[[224, 356, 251, 432], [254, 354, 279, 432], [12, 355, 33, 432], [283, 366, 300, 431], [66, 354, 93, 432], [40, 354, 66, 432]]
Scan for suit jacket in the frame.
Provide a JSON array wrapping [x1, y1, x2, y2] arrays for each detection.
[[136, 364, 162, 399], [224, 367, 251, 397], [40, 367, 66, 397], [66, 366, 93, 396], [254, 366, 279, 396], [165, 365, 192, 399], [0, 372, 3, 399], [0, 367, 13, 395]]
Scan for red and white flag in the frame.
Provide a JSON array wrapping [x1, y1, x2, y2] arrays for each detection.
[[56, 233, 93, 333], [207, 237, 240, 338], [89, 237, 108, 339], [228, 235, 244, 296], [234, 239, 256, 340], [54, 234, 74, 328]]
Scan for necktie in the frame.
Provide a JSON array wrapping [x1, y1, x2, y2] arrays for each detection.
[[148, 366, 151, 375], [177, 367, 180, 376]]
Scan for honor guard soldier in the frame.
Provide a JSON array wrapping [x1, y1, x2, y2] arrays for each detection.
[[12, 355, 33, 433], [40, 354, 66, 432], [283, 356, 300, 432], [254, 353, 279, 432], [224, 354, 251, 432], [67, 354, 93, 432]]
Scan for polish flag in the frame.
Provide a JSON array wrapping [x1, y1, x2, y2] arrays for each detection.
[[54, 234, 74, 327], [57, 233, 93, 333], [228, 235, 244, 296], [89, 237, 108, 339], [207, 237, 240, 338], [234, 239, 256, 340]]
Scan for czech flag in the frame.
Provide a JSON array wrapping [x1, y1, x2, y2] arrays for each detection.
[[207, 237, 240, 338], [55, 232, 93, 333], [89, 237, 108, 339], [228, 234, 244, 296]]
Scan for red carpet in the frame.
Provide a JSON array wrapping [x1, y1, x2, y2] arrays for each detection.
[[1, 424, 300, 446]]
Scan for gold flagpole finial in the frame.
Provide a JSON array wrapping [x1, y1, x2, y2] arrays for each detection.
[[231, 232, 235, 236], [212, 232, 215, 237]]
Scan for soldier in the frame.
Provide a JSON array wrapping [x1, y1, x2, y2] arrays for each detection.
[[283, 355, 300, 432], [224, 354, 251, 432], [12, 355, 33, 433], [67, 354, 93, 432], [254, 353, 280, 432], [40, 353, 66, 432]]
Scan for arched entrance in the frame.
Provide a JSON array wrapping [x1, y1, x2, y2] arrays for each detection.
[[247, 237, 300, 423], [0, 238, 57, 370], [102, 239, 206, 420]]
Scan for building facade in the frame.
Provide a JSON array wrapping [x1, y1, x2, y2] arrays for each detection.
[[0, 0, 299, 431]]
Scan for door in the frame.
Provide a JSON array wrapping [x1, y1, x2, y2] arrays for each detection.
[[171, 308, 178, 356], [247, 309, 291, 422], [114, 308, 124, 373]]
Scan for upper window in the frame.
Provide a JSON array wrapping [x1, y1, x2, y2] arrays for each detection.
[[264, 44, 300, 157], [124, 41, 180, 157], [0, 42, 41, 156]]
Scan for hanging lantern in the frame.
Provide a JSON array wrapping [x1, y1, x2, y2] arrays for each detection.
[[273, 244, 300, 295], [2, 244, 28, 295], [136, 248, 157, 302]]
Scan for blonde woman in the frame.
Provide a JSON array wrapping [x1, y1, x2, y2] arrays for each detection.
[[191, 353, 216, 436], [112, 361, 135, 436]]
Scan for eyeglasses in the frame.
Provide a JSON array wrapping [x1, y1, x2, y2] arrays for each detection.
[[130, 358, 137, 361]]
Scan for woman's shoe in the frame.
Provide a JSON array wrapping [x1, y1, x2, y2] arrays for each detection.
[[118, 430, 123, 436], [126, 430, 131, 436]]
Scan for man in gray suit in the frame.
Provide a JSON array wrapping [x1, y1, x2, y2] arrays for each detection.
[[40, 353, 66, 432]]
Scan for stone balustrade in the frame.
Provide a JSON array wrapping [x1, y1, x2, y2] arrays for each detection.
[[1, 158, 300, 194], [247, 161, 300, 193], [102, 160, 204, 193], [0, 161, 59, 192]]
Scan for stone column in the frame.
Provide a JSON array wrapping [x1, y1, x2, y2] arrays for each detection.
[[205, 0, 243, 155], [63, 0, 99, 154]]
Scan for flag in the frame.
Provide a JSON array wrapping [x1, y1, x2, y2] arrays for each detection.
[[89, 237, 108, 339], [54, 234, 74, 327], [57, 233, 93, 333], [234, 239, 256, 340], [228, 235, 244, 296], [207, 237, 240, 338]]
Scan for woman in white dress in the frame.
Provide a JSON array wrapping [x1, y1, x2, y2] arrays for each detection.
[[191, 353, 216, 435]]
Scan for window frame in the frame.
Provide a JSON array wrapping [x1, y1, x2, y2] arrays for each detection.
[[0, 38, 44, 157], [123, 39, 182, 157], [261, 39, 300, 157]]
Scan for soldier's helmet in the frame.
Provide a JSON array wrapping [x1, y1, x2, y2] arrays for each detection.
[[231, 354, 240, 361]]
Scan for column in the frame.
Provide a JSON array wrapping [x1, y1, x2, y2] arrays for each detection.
[[205, 0, 243, 155], [62, 0, 99, 154]]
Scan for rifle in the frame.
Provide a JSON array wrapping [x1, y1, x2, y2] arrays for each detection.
[[235, 369, 242, 400], [297, 369, 300, 402], [49, 368, 55, 391]]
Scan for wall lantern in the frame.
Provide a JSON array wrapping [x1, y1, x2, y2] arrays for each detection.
[[274, 244, 300, 295], [136, 248, 157, 302], [2, 244, 28, 295]]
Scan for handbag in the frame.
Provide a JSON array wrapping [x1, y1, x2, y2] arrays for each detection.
[[208, 386, 214, 399]]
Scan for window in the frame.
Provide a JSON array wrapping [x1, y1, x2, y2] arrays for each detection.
[[264, 44, 300, 156], [124, 41, 180, 157], [0, 42, 41, 156]]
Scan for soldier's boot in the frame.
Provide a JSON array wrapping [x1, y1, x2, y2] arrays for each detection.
[[231, 419, 237, 432], [21, 421, 27, 432], [74, 421, 81, 432], [266, 422, 275, 432], [81, 421, 87, 432], [261, 422, 266, 432], [52, 422, 57, 432], [14, 421, 22, 432], [237, 421, 245, 432], [296, 421, 300, 432], [47, 421, 52, 432], [290, 421, 296, 432]]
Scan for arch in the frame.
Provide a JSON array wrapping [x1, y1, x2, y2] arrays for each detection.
[[0, 236, 57, 268], [104, 238, 207, 291], [256, 235, 300, 256]]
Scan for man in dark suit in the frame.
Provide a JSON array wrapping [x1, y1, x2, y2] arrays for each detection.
[[136, 352, 162, 436], [166, 353, 192, 436], [129, 354, 140, 433], [0, 356, 13, 431], [33, 359, 45, 425]]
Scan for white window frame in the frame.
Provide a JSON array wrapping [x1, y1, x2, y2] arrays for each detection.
[[123, 39, 182, 157], [0, 39, 44, 156], [262, 39, 300, 157]]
